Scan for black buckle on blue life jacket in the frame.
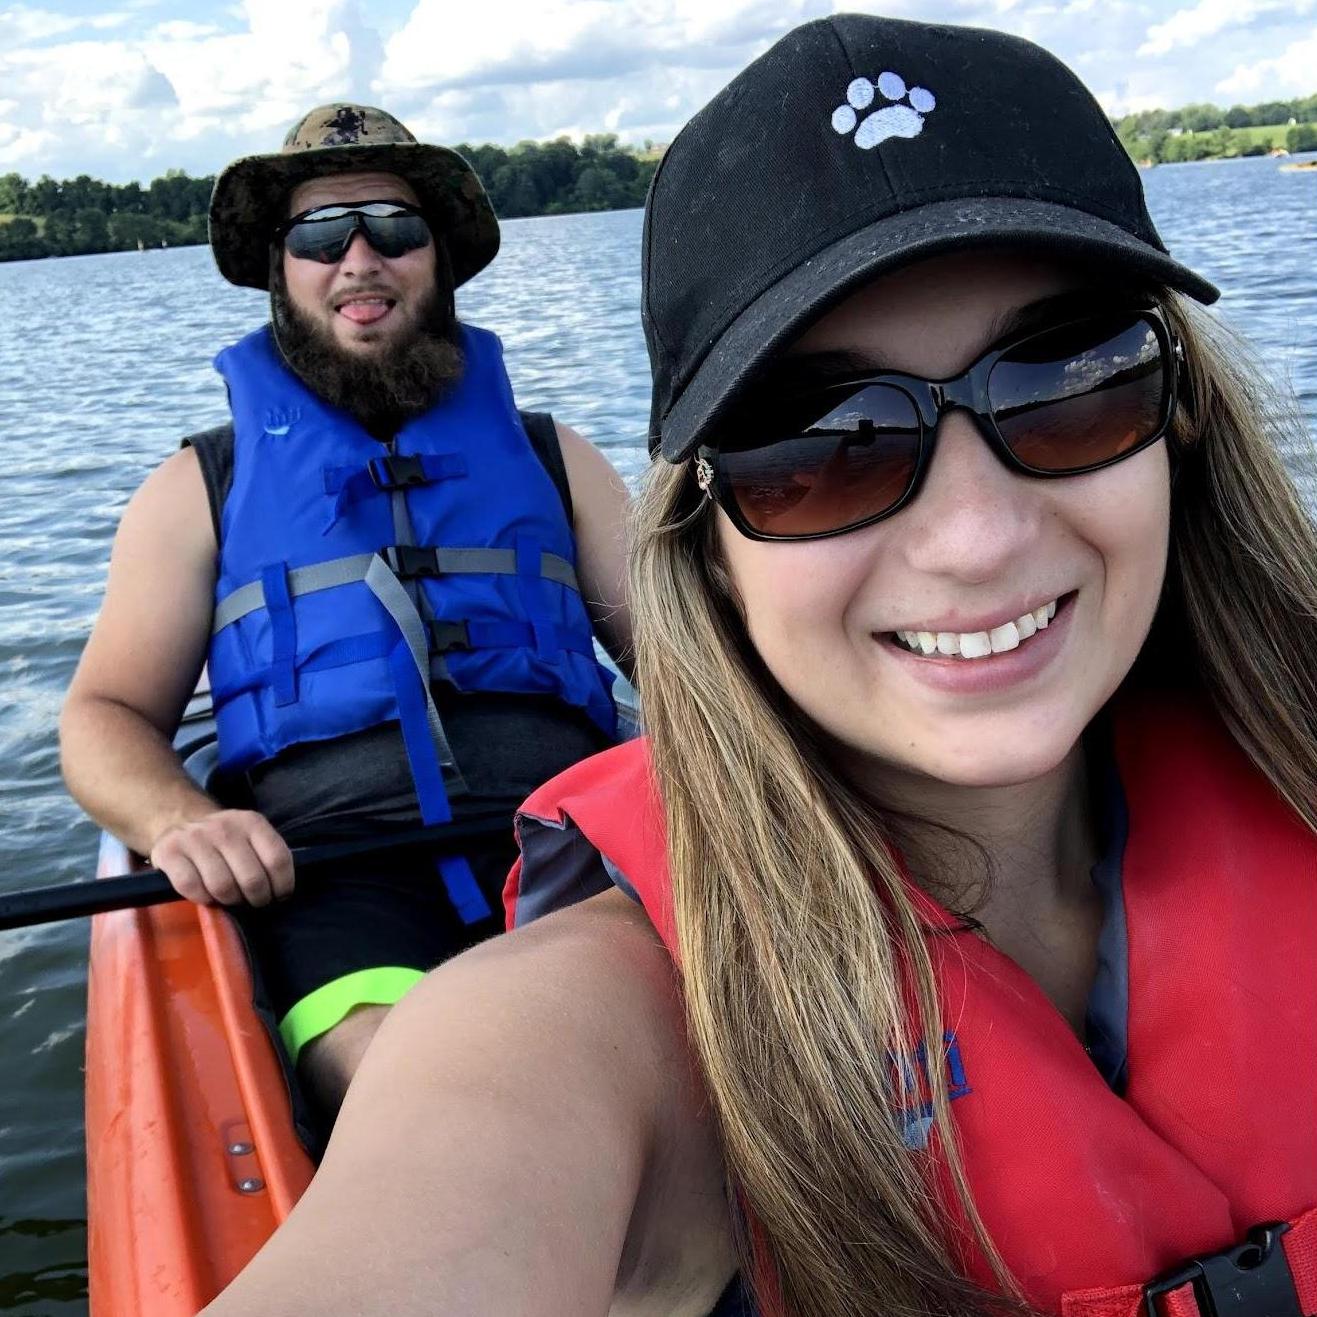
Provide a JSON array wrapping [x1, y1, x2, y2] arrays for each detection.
[[368, 455, 430, 491], [427, 620, 471, 652], [383, 545, 442, 578], [1143, 1223, 1302, 1317]]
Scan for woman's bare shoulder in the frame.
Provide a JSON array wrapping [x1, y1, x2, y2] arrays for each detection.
[[389, 887, 686, 1078], [203, 890, 733, 1317]]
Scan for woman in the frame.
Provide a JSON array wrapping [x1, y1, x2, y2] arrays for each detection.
[[205, 14, 1317, 1317]]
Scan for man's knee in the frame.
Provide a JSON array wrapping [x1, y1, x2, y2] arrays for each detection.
[[298, 1002, 391, 1120]]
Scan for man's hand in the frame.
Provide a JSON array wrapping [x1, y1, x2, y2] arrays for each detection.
[[150, 809, 295, 907]]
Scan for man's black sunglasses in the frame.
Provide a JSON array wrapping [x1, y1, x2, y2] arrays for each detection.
[[274, 201, 433, 265], [696, 306, 1183, 541]]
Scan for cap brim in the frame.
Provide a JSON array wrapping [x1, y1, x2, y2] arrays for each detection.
[[657, 195, 1219, 462], [209, 142, 500, 291]]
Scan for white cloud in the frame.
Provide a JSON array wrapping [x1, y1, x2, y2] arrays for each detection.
[[0, 4, 87, 43], [147, 19, 224, 40], [1138, 0, 1315, 57], [400, 63, 737, 149], [0, 0, 387, 179], [6, 40, 176, 124], [1091, 84, 1172, 115], [1, 0, 1313, 184], [137, 0, 382, 127], [1216, 32, 1317, 98], [0, 4, 131, 44], [0, 125, 59, 168], [381, 0, 828, 92]]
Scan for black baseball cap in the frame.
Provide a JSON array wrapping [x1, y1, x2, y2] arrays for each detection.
[[643, 13, 1219, 462]]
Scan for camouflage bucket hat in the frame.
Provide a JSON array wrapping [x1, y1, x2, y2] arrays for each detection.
[[209, 103, 500, 291]]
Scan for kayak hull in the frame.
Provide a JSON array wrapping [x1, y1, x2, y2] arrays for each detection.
[[85, 703, 314, 1314]]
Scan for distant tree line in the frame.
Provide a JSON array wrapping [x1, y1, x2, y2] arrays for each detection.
[[1115, 92, 1317, 165], [456, 134, 659, 218], [0, 134, 659, 263], [0, 168, 212, 261]]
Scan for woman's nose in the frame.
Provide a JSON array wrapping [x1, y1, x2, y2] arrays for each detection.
[[896, 410, 1042, 583]]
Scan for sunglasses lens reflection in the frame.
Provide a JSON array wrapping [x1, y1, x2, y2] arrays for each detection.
[[989, 315, 1168, 474], [720, 385, 922, 537], [283, 208, 432, 264]]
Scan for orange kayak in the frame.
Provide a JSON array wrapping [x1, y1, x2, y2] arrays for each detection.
[[84, 688, 314, 1315]]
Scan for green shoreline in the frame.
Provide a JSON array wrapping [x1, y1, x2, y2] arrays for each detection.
[[0, 134, 661, 265], [1116, 110, 1317, 167], [4, 100, 1315, 265], [0, 200, 646, 266], [1138, 147, 1317, 168]]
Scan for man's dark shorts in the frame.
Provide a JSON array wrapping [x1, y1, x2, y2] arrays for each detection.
[[233, 835, 516, 1065]]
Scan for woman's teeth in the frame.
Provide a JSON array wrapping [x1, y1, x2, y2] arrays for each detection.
[[893, 599, 1058, 660]]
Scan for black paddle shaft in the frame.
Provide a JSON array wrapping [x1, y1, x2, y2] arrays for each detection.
[[0, 817, 515, 932]]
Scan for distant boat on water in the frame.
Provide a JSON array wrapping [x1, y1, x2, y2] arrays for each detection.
[[1279, 160, 1317, 173]]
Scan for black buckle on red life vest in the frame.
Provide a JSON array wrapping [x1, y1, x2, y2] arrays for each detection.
[[1143, 1222, 1302, 1317], [383, 545, 442, 578], [368, 455, 430, 491]]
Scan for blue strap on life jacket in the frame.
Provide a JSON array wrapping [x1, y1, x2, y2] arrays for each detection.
[[388, 639, 450, 824], [386, 637, 491, 925], [262, 563, 298, 707], [435, 854, 492, 925], [516, 531, 558, 659]]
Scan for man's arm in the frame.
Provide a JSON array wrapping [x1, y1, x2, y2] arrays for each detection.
[[202, 889, 737, 1317], [59, 448, 293, 905], [556, 422, 634, 676]]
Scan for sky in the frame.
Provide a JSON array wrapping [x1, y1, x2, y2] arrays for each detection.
[[1, 0, 1315, 184]]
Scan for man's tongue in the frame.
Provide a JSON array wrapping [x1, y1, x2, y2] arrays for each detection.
[[338, 299, 391, 325]]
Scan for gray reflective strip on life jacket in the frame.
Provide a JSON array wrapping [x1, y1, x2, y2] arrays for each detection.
[[211, 548, 582, 634], [511, 812, 616, 928], [599, 852, 642, 907], [390, 488, 415, 547], [362, 553, 464, 790], [442, 548, 580, 591], [388, 490, 452, 683], [212, 553, 376, 632]]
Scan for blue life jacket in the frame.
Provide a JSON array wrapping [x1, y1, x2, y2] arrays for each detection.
[[206, 322, 617, 854]]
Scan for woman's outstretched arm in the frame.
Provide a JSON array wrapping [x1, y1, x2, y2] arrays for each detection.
[[202, 889, 737, 1317]]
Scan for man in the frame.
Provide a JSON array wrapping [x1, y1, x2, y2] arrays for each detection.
[[60, 104, 631, 1122]]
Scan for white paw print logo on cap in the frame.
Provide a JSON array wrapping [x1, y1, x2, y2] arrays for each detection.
[[832, 73, 936, 149]]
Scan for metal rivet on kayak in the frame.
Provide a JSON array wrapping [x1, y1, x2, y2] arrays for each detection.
[[238, 1177, 265, 1194], [228, 1142, 254, 1156]]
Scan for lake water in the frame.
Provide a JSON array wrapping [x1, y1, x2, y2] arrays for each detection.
[[1, 154, 1316, 1313]]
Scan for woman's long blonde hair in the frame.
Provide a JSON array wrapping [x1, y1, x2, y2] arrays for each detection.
[[628, 291, 1317, 1317]]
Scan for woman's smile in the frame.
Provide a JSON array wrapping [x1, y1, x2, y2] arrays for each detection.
[[877, 593, 1075, 697], [885, 593, 1062, 659]]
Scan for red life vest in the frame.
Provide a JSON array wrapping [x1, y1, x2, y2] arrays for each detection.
[[505, 696, 1317, 1317]]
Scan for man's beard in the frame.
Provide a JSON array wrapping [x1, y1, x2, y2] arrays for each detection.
[[270, 265, 465, 439]]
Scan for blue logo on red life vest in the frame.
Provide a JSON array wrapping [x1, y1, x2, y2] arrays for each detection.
[[890, 1031, 971, 1149]]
